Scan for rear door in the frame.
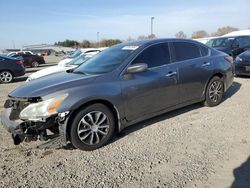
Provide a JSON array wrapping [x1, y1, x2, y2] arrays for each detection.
[[171, 42, 213, 103], [121, 43, 179, 121]]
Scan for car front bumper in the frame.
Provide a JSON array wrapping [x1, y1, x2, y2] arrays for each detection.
[[234, 64, 250, 76], [0, 108, 69, 148], [0, 108, 26, 144]]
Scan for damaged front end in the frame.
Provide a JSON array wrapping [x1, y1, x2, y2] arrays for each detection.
[[0, 94, 70, 149]]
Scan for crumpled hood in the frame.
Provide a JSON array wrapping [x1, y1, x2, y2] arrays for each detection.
[[9, 72, 97, 98]]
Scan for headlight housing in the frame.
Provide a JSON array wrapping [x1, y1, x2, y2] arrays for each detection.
[[20, 93, 68, 121], [235, 56, 242, 63]]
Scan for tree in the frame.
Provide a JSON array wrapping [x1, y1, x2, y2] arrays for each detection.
[[175, 31, 187, 38], [54, 39, 79, 47], [148, 34, 156, 39], [211, 26, 239, 37], [80, 40, 91, 48], [191, 30, 209, 39], [137, 35, 148, 40], [100, 39, 122, 47]]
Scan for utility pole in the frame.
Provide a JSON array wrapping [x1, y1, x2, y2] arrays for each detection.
[[97, 32, 100, 48], [151, 17, 155, 36]]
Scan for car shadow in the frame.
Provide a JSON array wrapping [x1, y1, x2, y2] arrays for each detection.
[[221, 81, 241, 103], [231, 156, 250, 188], [111, 102, 203, 143]]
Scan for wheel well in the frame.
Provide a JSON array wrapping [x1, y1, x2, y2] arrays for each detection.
[[66, 100, 120, 140], [212, 73, 224, 79], [0, 69, 14, 75], [203, 73, 225, 97]]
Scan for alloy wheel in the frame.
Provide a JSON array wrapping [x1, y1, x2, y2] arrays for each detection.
[[77, 111, 110, 145], [208, 81, 223, 103], [0, 71, 13, 83]]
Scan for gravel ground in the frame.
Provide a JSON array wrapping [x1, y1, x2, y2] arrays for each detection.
[[0, 59, 250, 188]]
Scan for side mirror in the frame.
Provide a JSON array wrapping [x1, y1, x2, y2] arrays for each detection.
[[126, 63, 148, 74]]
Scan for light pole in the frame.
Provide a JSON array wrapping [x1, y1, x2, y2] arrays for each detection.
[[151, 17, 155, 36], [97, 32, 100, 48]]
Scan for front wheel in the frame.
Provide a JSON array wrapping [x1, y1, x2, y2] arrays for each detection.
[[204, 76, 224, 107], [0, 71, 13, 83], [70, 104, 115, 151]]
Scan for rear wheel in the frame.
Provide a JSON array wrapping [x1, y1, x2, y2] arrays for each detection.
[[204, 76, 224, 107], [70, 103, 115, 151], [32, 61, 39, 67], [0, 71, 13, 83]]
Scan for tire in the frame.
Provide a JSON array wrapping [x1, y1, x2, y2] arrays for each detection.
[[70, 103, 115, 151], [204, 76, 224, 107], [0, 71, 13, 83], [32, 61, 39, 68]]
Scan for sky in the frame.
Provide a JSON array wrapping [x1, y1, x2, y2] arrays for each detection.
[[0, 0, 249, 49]]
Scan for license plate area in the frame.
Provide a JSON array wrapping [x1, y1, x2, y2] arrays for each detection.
[[246, 66, 250, 71]]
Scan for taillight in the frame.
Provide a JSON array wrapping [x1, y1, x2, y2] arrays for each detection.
[[15, 60, 23, 65], [225, 56, 233, 64]]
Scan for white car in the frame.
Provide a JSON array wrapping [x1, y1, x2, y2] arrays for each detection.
[[26, 53, 95, 82], [8, 51, 34, 56], [58, 50, 100, 67]]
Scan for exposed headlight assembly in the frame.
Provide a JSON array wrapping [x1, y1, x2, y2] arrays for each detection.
[[20, 93, 68, 121]]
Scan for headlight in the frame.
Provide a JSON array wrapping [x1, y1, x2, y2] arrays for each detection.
[[235, 56, 242, 63], [20, 93, 68, 121]]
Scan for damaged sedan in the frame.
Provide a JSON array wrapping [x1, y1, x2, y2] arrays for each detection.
[[0, 39, 234, 151]]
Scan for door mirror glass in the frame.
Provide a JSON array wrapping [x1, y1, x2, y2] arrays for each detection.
[[126, 63, 148, 74]]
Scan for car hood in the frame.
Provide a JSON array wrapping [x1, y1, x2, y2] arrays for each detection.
[[9, 72, 97, 98], [239, 50, 250, 61], [28, 65, 77, 80], [58, 58, 73, 66]]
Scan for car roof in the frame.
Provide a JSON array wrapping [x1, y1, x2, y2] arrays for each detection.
[[210, 35, 250, 40], [120, 38, 204, 47]]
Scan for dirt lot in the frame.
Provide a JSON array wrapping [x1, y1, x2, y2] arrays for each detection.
[[0, 58, 249, 188]]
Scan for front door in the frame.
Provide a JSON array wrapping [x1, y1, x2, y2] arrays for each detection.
[[121, 43, 179, 121]]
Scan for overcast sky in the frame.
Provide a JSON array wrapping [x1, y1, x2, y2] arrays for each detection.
[[0, 0, 249, 49]]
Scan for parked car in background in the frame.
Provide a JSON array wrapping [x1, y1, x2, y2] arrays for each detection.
[[58, 50, 100, 66], [234, 49, 250, 76], [26, 52, 97, 82], [0, 39, 234, 151], [58, 49, 82, 66], [206, 36, 250, 58], [55, 51, 65, 56], [0, 55, 25, 83], [10, 52, 45, 67], [8, 51, 34, 56]]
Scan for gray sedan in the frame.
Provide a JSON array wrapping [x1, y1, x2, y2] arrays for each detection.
[[1, 39, 234, 150]]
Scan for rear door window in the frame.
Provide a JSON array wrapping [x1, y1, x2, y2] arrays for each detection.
[[133, 43, 170, 68], [172, 42, 201, 62], [200, 45, 209, 57]]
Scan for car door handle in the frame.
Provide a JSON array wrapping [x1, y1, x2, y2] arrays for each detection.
[[202, 62, 211, 67], [166, 71, 177, 77]]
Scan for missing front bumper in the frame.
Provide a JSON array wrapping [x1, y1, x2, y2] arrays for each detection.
[[0, 108, 69, 148]]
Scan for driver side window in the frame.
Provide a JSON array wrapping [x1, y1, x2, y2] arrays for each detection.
[[132, 43, 170, 68]]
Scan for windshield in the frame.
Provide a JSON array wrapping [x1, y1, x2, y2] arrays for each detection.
[[68, 54, 92, 66], [206, 38, 234, 48], [74, 44, 138, 74]]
